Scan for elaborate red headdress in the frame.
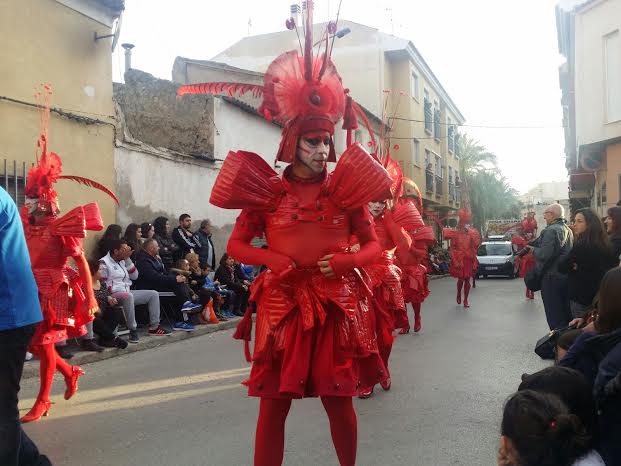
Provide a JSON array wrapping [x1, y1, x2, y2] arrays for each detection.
[[177, 1, 356, 163], [521, 216, 537, 235], [23, 85, 118, 215], [457, 207, 472, 227]]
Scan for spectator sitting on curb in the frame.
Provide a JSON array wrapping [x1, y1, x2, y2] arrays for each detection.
[[172, 214, 201, 260], [173, 258, 221, 325], [202, 270, 235, 319], [94, 224, 122, 261], [153, 216, 180, 271], [134, 239, 201, 332], [140, 222, 154, 245], [100, 239, 170, 343], [195, 219, 216, 270], [86, 260, 128, 349], [123, 223, 142, 260], [215, 253, 249, 317]]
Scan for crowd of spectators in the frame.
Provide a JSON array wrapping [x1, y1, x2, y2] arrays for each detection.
[[72, 213, 256, 353], [428, 245, 450, 275], [498, 203, 621, 465]]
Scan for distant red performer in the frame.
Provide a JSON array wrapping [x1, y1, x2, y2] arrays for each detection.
[[519, 213, 538, 299], [396, 178, 435, 333], [20, 86, 118, 423], [443, 208, 481, 308], [178, 6, 392, 465]]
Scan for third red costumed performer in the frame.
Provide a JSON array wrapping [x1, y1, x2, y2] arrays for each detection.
[[396, 178, 436, 333], [177, 5, 392, 465], [443, 208, 480, 308], [519, 213, 538, 299]]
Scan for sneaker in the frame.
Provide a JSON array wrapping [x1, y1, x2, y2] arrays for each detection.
[[148, 325, 171, 336], [25, 352, 33, 361], [173, 321, 195, 332], [129, 330, 140, 344], [114, 337, 129, 349], [181, 301, 202, 312], [80, 339, 105, 353], [56, 346, 75, 359]]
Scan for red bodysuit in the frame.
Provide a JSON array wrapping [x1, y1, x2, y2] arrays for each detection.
[[213, 146, 392, 399], [443, 227, 480, 280]]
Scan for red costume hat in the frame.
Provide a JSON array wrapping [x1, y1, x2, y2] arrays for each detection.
[[458, 207, 472, 227], [24, 85, 118, 216], [177, 1, 372, 164]]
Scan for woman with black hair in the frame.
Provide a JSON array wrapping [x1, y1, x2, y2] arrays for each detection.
[[214, 253, 249, 316], [152, 216, 180, 270], [604, 206, 621, 261], [94, 224, 122, 260], [498, 390, 604, 465], [123, 223, 141, 258], [140, 222, 154, 243], [559, 208, 617, 322]]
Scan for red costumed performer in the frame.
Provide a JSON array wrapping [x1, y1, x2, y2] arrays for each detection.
[[443, 208, 481, 308], [358, 194, 411, 398], [20, 86, 117, 423], [519, 213, 538, 299], [395, 178, 436, 333], [177, 6, 392, 465]]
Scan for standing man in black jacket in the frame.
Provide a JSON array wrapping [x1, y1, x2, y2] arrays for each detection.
[[172, 214, 201, 260], [195, 219, 216, 270]]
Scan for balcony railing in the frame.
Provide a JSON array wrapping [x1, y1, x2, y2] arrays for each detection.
[[433, 110, 441, 140], [424, 100, 433, 133], [425, 170, 434, 193], [1, 159, 27, 208], [448, 126, 455, 152], [435, 176, 443, 196]]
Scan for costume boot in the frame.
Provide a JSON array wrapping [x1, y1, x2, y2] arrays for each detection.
[[456, 279, 463, 305], [413, 303, 422, 333], [21, 344, 55, 423], [463, 279, 471, 308]]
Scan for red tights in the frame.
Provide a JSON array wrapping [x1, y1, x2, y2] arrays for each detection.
[[457, 279, 471, 304], [254, 396, 357, 466], [30, 344, 73, 402]]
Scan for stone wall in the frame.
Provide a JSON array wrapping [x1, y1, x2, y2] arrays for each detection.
[[114, 69, 214, 157]]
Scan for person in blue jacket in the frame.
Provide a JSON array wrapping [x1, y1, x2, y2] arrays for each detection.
[[0, 187, 51, 465]]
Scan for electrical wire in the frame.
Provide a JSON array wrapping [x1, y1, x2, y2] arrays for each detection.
[[389, 116, 565, 129]]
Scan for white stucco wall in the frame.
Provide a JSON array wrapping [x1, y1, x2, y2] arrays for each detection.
[[574, 0, 621, 145]]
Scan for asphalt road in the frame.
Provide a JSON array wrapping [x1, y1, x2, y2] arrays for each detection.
[[20, 276, 549, 466]]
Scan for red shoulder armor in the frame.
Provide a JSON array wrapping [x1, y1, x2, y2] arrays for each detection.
[[411, 226, 435, 244], [210, 151, 283, 210], [393, 200, 424, 230], [50, 206, 87, 238], [328, 143, 392, 209], [442, 228, 457, 240], [82, 203, 104, 231]]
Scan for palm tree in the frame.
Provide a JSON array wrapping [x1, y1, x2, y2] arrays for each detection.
[[457, 133, 498, 177]]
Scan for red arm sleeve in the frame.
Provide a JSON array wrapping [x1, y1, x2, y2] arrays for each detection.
[[383, 209, 412, 257], [329, 207, 381, 277], [227, 209, 294, 275]]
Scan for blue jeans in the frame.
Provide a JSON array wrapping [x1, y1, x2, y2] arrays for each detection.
[[541, 273, 571, 330], [0, 325, 51, 465]]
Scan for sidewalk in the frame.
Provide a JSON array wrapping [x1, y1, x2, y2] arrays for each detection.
[[21, 318, 242, 380], [21, 275, 449, 380]]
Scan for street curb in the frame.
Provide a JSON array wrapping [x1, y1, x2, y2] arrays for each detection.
[[428, 274, 449, 281], [21, 318, 242, 380]]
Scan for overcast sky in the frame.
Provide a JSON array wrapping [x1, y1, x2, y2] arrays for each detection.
[[112, 0, 568, 194]]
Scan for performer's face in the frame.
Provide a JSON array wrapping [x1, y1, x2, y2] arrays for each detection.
[[368, 200, 387, 218], [295, 131, 331, 176]]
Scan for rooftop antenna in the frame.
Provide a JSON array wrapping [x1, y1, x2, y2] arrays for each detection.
[[94, 11, 123, 52]]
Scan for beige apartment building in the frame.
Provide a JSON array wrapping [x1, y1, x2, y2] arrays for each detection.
[[211, 18, 465, 221], [557, 0, 621, 215], [0, 0, 123, 248]]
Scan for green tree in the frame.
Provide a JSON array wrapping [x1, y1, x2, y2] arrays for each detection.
[[457, 134, 522, 230]]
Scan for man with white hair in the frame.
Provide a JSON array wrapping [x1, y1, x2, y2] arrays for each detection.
[[530, 203, 573, 329]]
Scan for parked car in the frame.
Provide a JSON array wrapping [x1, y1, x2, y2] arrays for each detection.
[[486, 234, 508, 242], [476, 241, 518, 278]]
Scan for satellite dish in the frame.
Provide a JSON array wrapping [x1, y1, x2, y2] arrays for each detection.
[[93, 11, 123, 52]]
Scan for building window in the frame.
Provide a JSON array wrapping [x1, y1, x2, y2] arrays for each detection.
[[0, 159, 27, 208], [447, 117, 455, 153], [410, 71, 420, 101], [424, 90, 432, 134], [604, 30, 621, 123], [433, 104, 441, 141], [435, 155, 442, 178], [411, 138, 421, 166]]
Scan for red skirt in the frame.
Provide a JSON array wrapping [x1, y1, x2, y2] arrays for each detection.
[[449, 256, 475, 279], [401, 264, 430, 304], [519, 254, 536, 278], [240, 269, 387, 399]]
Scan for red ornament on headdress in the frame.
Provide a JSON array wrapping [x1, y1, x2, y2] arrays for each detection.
[[23, 85, 119, 216], [458, 207, 472, 226], [177, 2, 348, 163]]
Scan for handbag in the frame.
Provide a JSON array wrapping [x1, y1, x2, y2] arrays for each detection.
[[534, 325, 572, 360], [524, 266, 544, 292]]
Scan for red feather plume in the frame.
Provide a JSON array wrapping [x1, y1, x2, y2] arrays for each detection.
[[177, 83, 264, 99], [57, 176, 119, 205]]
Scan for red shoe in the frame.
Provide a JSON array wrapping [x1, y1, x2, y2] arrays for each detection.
[[358, 386, 374, 399], [21, 399, 52, 423], [463, 299, 470, 308], [380, 378, 392, 391], [399, 325, 410, 335], [64, 366, 85, 400]]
